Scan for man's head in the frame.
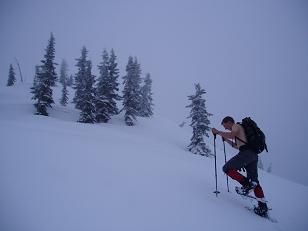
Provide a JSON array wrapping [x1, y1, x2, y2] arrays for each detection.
[[221, 116, 235, 131]]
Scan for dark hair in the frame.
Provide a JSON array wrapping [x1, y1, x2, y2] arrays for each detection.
[[221, 116, 235, 125]]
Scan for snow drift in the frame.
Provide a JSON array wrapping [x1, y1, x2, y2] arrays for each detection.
[[0, 84, 307, 231]]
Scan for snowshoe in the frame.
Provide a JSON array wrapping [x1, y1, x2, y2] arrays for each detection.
[[237, 180, 258, 195], [254, 201, 268, 217]]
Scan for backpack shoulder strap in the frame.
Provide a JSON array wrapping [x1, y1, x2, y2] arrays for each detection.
[[235, 123, 248, 145], [235, 136, 247, 145], [265, 143, 268, 152]]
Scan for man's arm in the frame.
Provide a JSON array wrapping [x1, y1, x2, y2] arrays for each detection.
[[212, 128, 237, 140], [212, 127, 239, 149], [224, 138, 238, 149], [217, 130, 236, 140]]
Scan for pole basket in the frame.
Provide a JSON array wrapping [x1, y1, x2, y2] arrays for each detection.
[[213, 190, 220, 197]]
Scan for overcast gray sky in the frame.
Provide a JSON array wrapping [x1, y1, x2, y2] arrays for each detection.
[[1, 0, 308, 185]]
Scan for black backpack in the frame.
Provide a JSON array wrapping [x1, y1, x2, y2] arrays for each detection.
[[236, 117, 268, 154]]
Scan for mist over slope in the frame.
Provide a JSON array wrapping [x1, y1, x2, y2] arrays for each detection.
[[0, 84, 307, 231], [1, 0, 308, 185]]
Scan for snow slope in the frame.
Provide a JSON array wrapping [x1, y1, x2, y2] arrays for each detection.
[[0, 84, 307, 231]]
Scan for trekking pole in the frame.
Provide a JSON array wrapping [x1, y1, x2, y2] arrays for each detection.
[[213, 134, 220, 197], [222, 137, 230, 192]]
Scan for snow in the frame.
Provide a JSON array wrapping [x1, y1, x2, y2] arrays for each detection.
[[0, 84, 308, 231]]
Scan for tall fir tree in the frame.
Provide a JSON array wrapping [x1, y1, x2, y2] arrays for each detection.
[[108, 49, 121, 114], [67, 74, 74, 87], [95, 49, 111, 122], [95, 49, 121, 123], [78, 60, 96, 123], [140, 73, 154, 117], [31, 33, 57, 116], [59, 59, 68, 85], [73, 46, 88, 110], [42, 33, 57, 87], [7, 64, 16, 86], [122, 56, 142, 126], [60, 78, 69, 106], [31, 64, 54, 116], [31, 65, 41, 98], [186, 83, 212, 156], [32, 65, 41, 90], [133, 57, 143, 116]]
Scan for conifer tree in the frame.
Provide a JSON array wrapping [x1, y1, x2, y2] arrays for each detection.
[[186, 83, 212, 156], [67, 74, 74, 87], [60, 78, 68, 106], [31, 65, 41, 96], [42, 33, 57, 86], [7, 64, 16, 86], [122, 56, 142, 126], [31, 33, 56, 116], [108, 49, 121, 114], [73, 46, 88, 110], [95, 49, 121, 123], [133, 57, 143, 116], [31, 65, 54, 116], [59, 59, 68, 85], [140, 73, 154, 117], [78, 60, 96, 123], [33, 65, 40, 87], [95, 49, 111, 122]]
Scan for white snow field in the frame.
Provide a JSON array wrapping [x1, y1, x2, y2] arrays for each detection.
[[1, 84, 307, 231]]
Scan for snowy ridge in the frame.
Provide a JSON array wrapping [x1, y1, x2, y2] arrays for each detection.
[[0, 84, 307, 231]]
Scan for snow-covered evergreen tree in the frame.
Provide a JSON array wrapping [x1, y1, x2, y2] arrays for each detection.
[[60, 78, 68, 106], [67, 74, 74, 87], [59, 59, 68, 85], [140, 73, 154, 117], [31, 65, 54, 116], [42, 33, 57, 87], [31, 65, 41, 94], [186, 83, 212, 156], [78, 60, 96, 123], [73, 46, 88, 110], [122, 56, 142, 126], [7, 64, 16, 86], [95, 49, 111, 123], [108, 49, 121, 114], [133, 57, 143, 116], [95, 48, 121, 123], [32, 65, 41, 88], [30, 34, 57, 116]]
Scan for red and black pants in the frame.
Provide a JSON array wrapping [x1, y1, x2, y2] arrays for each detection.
[[223, 149, 265, 199]]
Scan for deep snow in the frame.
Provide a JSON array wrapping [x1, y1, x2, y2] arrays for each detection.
[[0, 84, 307, 231]]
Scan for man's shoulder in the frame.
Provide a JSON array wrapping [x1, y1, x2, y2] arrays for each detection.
[[232, 123, 241, 132]]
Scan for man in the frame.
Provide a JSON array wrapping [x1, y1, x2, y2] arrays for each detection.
[[212, 116, 268, 216]]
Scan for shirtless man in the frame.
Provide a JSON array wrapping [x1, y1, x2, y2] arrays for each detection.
[[212, 116, 268, 216]]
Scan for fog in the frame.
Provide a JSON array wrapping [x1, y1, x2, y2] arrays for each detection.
[[1, 0, 308, 185]]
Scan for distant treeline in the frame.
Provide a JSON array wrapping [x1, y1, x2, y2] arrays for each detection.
[[28, 33, 153, 126]]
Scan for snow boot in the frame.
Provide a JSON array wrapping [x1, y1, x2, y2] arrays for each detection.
[[237, 179, 258, 195], [254, 201, 268, 217]]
